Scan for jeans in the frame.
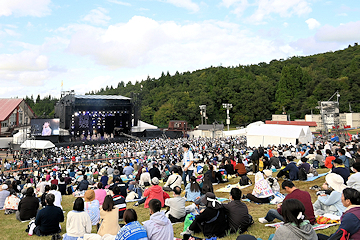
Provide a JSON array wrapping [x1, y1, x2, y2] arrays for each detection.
[[265, 209, 284, 222], [182, 170, 193, 186]]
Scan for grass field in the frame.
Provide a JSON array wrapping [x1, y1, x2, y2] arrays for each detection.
[[0, 168, 338, 240]]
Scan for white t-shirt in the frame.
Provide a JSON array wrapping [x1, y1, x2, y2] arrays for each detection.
[[183, 150, 194, 171]]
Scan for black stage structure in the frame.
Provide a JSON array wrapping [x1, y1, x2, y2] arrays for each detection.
[[55, 92, 133, 140]]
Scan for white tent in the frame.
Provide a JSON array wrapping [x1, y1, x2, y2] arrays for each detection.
[[246, 124, 312, 147], [131, 120, 158, 133], [20, 140, 55, 149], [223, 128, 247, 137]]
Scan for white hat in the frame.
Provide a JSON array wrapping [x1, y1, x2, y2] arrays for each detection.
[[2, 184, 8, 190], [326, 173, 346, 193]]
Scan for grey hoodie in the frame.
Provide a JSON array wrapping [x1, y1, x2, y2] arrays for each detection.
[[143, 211, 174, 240], [273, 220, 317, 240]]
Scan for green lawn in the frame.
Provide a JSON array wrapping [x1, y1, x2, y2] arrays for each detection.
[[0, 168, 337, 240]]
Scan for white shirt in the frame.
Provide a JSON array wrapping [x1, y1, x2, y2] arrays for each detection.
[[183, 150, 194, 171], [49, 190, 62, 209]]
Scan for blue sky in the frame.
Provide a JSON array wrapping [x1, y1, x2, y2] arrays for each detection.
[[0, 0, 359, 99]]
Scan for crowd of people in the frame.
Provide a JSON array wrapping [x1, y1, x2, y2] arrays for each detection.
[[0, 136, 360, 240]]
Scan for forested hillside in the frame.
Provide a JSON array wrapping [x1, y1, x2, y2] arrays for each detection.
[[26, 44, 360, 127]]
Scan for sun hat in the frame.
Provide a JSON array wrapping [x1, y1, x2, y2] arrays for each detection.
[[151, 177, 159, 185], [326, 173, 346, 193]]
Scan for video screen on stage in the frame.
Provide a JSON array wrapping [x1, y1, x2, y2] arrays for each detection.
[[31, 118, 60, 136]]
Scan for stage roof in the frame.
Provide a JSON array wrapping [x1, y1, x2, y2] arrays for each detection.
[[74, 95, 131, 100], [0, 98, 23, 121]]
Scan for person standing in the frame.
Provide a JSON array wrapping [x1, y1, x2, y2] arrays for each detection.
[[182, 144, 194, 187]]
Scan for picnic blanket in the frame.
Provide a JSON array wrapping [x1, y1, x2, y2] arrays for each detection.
[[215, 183, 251, 193], [265, 222, 339, 230], [216, 197, 229, 202], [305, 172, 328, 182]]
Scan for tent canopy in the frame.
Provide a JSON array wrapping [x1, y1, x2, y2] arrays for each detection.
[[246, 124, 312, 147], [132, 120, 158, 133], [20, 140, 55, 149]]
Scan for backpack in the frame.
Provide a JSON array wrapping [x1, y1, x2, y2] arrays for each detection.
[[312, 160, 319, 169], [298, 168, 307, 181], [328, 228, 350, 240], [239, 175, 252, 186]]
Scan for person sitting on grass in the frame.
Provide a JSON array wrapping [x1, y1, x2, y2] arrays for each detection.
[[184, 176, 201, 202], [348, 162, 360, 192], [269, 199, 317, 240], [317, 188, 360, 240], [112, 186, 126, 220], [115, 209, 148, 240], [63, 197, 92, 240], [313, 173, 346, 216], [332, 158, 350, 184], [259, 180, 315, 225], [244, 171, 275, 204], [98, 195, 120, 236], [16, 187, 39, 221], [276, 156, 299, 180], [143, 199, 173, 240], [134, 177, 169, 208], [223, 188, 253, 234], [30, 193, 64, 236], [165, 186, 186, 223]]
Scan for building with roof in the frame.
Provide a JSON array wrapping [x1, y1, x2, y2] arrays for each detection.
[[0, 98, 35, 135]]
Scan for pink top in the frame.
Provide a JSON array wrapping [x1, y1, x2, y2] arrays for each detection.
[[94, 189, 107, 206]]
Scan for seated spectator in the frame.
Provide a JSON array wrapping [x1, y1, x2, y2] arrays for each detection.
[[314, 150, 324, 168], [135, 177, 169, 208], [184, 176, 201, 202], [332, 158, 350, 184], [317, 188, 360, 240], [313, 173, 346, 216], [143, 199, 173, 240], [115, 209, 147, 240], [165, 186, 186, 223], [259, 180, 315, 225], [98, 195, 121, 236], [324, 149, 335, 169], [30, 193, 64, 236], [4, 191, 20, 215], [276, 156, 299, 181], [271, 199, 317, 240], [63, 197, 92, 240], [16, 187, 39, 221], [269, 151, 281, 169], [0, 184, 10, 210], [200, 174, 214, 195], [234, 159, 247, 176], [49, 184, 62, 209], [185, 192, 228, 238], [163, 167, 182, 191], [58, 177, 67, 195], [109, 177, 128, 198], [112, 186, 126, 220], [40, 185, 51, 208], [50, 176, 58, 185], [223, 159, 235, 175], [94, 182, 107, 205], [223, 188, 253, 234], [245, 171, 275, 204], [298, 157, 310, 174], [338, 149, 350, 169], [139, 168, 151, 188], [100, 172, 109, 188], [123, 163, 134, 178], [76, 175, 89, 191], [149, 163, 161, 179], [348, 162, 360, 192], [204, 164, 223, 183], [84, 189, 100, 227]]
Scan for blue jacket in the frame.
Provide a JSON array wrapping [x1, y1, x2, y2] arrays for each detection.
[[283, 162, 299, 180], [338, 155, 350, 168]]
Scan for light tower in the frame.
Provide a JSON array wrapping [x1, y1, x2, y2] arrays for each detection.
[[222, 103, 233, 131], [199, 105, 207, 125]]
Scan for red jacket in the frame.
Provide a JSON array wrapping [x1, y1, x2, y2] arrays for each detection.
[[278, 188, 316, 225], [143, 185, 169, 208]]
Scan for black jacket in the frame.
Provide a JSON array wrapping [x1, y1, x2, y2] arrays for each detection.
[[35, 205, 64, 235], [191, 207, 228, 238], [18, 196, 39, 221], [223, 200, 253, 233]]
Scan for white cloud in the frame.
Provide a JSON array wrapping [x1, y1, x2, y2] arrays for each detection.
[[107, 0, 131, 6], [82, 7, 111, 26], [248, 0, 312, 23], [4, 29, 20, 37], [221, 0, 249, 16], [283, 22, 289, 27], [0, 0, 51, 17], [66, 16, 300, 70], [315, 21, 360, 42], [306, 18, 321, 30], [160, 0, 200, 12], [291, 36, 341, 55]]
